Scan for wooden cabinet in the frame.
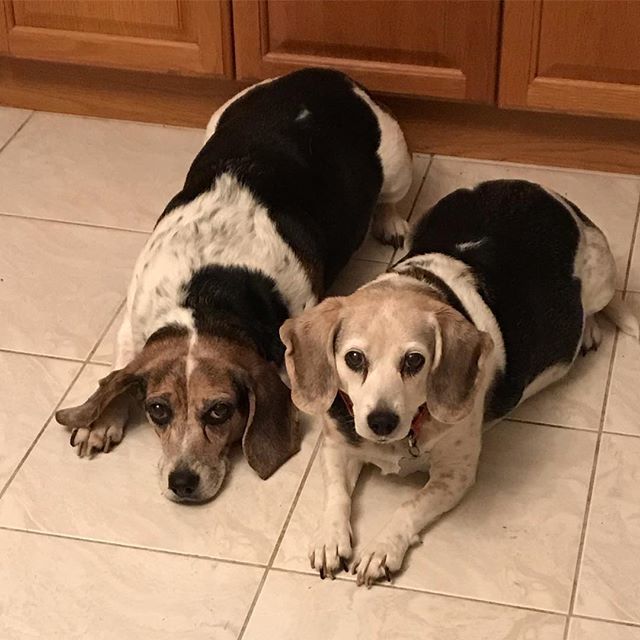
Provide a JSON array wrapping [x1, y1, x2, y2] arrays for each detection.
[[0, 0, 233, 76], [500, 0, 640, 120], [233, 0, 501, 102]]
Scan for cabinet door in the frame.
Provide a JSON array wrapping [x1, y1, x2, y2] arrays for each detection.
[[1, 0, 233, 76], [500, 0, 640, 119], [233, 0, 500, 102]]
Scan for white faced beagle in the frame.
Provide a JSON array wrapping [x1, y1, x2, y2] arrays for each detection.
[[281, 179, 639, 586], [56, 68, 413, 503]]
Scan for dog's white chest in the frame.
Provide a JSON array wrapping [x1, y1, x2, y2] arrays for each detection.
[[360, 440, 431, 476]]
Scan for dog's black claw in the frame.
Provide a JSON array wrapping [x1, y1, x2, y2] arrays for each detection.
[[340, 557, 349, 573], [384, 566, 392, 582], [319, 567, 325, 580], [70, 428, 78, 447]]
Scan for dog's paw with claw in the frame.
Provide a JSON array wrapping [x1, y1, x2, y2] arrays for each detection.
[[581, 315, 602, 356], [372, 214, 409, 250], [70, 422, 124, 458], [352, 534, 413, 588], [309, 521, 352, 580]]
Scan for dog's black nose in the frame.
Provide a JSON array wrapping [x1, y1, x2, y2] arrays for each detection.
[[367, 410, 400, 436], [168, 469, 200, 498]]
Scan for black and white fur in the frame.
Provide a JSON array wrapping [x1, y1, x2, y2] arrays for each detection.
[[71, 68, 413, 468], [402, 179, 634, 417], [302, 179, 638, 586]]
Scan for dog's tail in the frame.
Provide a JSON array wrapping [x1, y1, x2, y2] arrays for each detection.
[[602, 297, 640, 340]]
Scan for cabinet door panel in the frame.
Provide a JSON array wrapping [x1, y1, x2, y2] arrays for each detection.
[[500, 0, 640, 119], [234, 0, 500, 102], [1, 0, 233, 76]]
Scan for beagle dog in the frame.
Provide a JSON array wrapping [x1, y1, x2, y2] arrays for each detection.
[[55, 68, 413, 503], [281, 179, 639, 586]]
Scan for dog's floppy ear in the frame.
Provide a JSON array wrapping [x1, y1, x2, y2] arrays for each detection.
[[55, 364, 143, 430], [237, 359, 300, 480], [279, 297, 343, 414], [426, 310, 493, 424]]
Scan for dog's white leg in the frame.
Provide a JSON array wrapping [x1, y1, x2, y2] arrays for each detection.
[[371, 203, 410, 250], [71, 394, 131, 457], [113, 312, 136, 369], [352, 87, 413, 250], [353, 424, 481, 587], [70, 313, 137, 457], [309, 433, 363, 579]]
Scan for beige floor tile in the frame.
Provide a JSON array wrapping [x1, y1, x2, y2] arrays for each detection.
[[575, 434, 640, 624], [0, 107, 31, 148], [416, 156, 640, 288], [0, 113, 203, 230], [604, 293, 640, 436], [353, 153, 430, 263], [0, 364, 320, 565], [627, 221, 640, 292], [328, 259, 387, 296], [510, 318, 615, 431], [276, 421, 595, 611], [0, 352, 80, 488], [0, 528, 261, 640], [568, 618, 640, 640], [90, 306, 123, 365], [0, 216, 146, 359], [243, 571, 565, 640]]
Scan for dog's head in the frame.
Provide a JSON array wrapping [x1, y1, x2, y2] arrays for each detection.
[[56, 327, 299, 503], [280, 280, 493, 443]]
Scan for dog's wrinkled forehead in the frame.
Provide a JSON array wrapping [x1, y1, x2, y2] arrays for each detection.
[[335, 281, 443, 356], [143, 335, 245, 413]]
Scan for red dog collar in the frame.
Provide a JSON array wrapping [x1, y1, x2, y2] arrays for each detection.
[[338, 391, 430, 457]]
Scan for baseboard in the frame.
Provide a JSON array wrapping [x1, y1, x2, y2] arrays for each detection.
[[2, 57, 639, 175]]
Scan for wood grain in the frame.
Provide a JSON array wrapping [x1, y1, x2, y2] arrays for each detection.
[[500, 0, 640, 120], [1, 58, 639, 176], [2, 0, 233, 77], [233, 0, 500, 102]]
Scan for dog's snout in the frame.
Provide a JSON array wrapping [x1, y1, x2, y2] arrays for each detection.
[[367, 409, 400, 436], [168, 468, 200, 498]]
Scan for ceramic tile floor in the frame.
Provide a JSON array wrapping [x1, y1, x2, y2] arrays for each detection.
[[0, 106, 639, 640]]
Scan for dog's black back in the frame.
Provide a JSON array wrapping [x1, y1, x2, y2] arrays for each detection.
[[405, 179, 585, 419], [162, 68, 383, 287]]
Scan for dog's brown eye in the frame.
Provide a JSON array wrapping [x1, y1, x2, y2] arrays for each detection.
[[345, 350, 366, 371], [203, 402, 233, 426], [146, 400, 172, 426], [403, 352, 425, 375]]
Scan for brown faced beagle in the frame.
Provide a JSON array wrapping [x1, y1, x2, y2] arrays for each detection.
[[56, 68, 413, 503]]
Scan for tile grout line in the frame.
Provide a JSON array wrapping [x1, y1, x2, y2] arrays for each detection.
[[571, 613, 640, 630], [506, 416, 603, 435], [387, 155, 434, 269], [0, 525, 266, 571], [621, 191, 640, 294], [0, 210, 151, 236], [268, 566, 567, 618], [236, 433, 324, 640], [562, 327, 621, 639], [561, 196, 640, 638], [0, 302, 123, 502], [0, 347, 86, 364], [0, 111, 34, 155]]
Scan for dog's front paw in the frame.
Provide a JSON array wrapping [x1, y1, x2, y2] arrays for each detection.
[[309, 520, 352, 580], [352, 533, 413, 588], [372, 215, 409, 250], [70, 422, 124, 458]]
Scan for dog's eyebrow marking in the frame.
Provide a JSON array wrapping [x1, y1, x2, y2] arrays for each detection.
[[185, 331, 198, 382], [456, 238, 487, 252]]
